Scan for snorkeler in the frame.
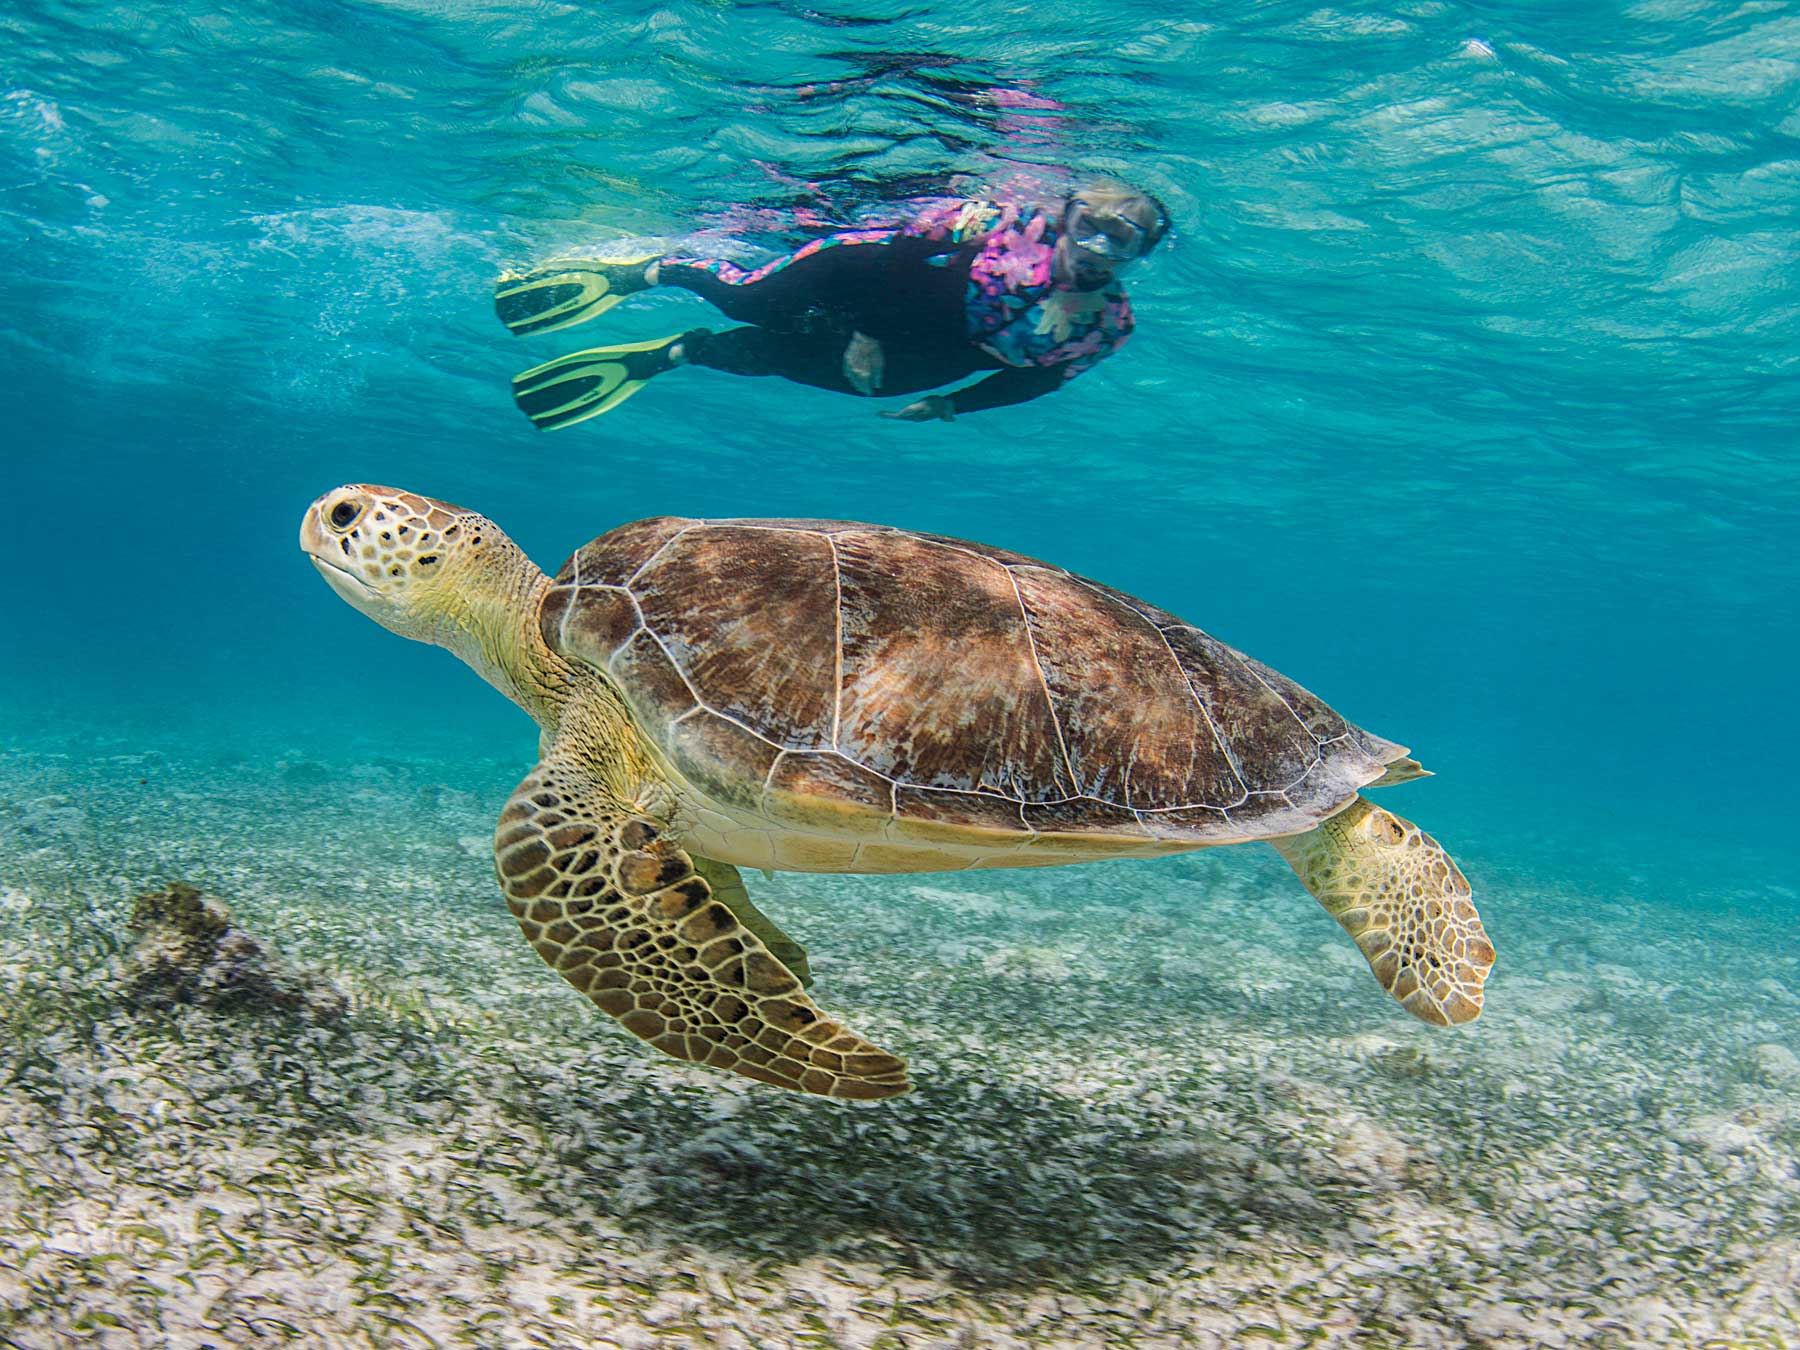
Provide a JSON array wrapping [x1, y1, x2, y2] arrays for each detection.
[[496, 179, 1169, 429]]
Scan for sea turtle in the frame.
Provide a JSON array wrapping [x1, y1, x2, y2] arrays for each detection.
[[301, 486, 1495, 1101]]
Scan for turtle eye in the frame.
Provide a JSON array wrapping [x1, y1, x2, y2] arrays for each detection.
[[328, 500, 362, 530]]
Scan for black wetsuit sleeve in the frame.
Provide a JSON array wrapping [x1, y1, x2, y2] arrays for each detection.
[[945, 364, 1067, 414]]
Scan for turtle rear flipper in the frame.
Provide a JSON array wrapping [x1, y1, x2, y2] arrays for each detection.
[[1270, 796, 1495, 1026], [494, 752, 907, 1099]]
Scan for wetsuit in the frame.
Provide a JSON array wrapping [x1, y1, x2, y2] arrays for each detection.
[[657, 200, 1134, 414]]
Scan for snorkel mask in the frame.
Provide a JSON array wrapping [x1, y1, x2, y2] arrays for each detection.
[[1064, 197, 1151, 264]]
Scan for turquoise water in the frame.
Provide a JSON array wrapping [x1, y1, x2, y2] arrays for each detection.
[[3, 0, 1799, 1343], [5, 0, 1796, 902]]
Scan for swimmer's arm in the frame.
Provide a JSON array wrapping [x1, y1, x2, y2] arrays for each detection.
[[883, 365, 1067, 420]]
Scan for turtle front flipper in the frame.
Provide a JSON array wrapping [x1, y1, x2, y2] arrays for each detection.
[[493, 757, 907, 1099], [690, 856, 813, 989], [1269, 796, 1496, 1027]]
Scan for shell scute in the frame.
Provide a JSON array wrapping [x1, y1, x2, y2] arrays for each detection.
[[1012, 566, 1244, 808], [1154, 620, 1321, 793], [666, 712, 781, 811], [891, 785, 1025, 834], [1020, 796, 1156, 838], [609, 630, 699, 722], [546, 517, 689, 666], [631, 525, 838, 751], [833, 530, 1075, 799], [764, 752, 894, 828], [544, 582, 639, 667], [562, 516, 692, 589]]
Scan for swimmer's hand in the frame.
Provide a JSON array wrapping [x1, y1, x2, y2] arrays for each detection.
[[843, 331, 885, 395], [880, 395, 957, 423]]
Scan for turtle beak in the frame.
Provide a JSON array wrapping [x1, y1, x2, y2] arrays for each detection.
[[298, 501, 329, 562], [308, 552, 373, 599], [300, 488, 383, 609]]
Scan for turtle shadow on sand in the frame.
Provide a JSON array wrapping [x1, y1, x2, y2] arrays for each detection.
[[510, 1052, 1367, 1291]]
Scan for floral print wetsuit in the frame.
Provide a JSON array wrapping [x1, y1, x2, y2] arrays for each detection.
[[657, 198, 1135, 414], [901, 198, 1135, 381]]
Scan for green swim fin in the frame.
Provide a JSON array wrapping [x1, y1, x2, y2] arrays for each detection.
[[493, 257, 656, 337], [511, 332, 693, 431]]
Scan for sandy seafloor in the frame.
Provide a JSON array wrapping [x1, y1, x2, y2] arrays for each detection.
[[1, 722, 1796, 1350]]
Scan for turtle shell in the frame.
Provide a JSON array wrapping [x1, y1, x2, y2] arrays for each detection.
[[539, 518, 1408, 845]]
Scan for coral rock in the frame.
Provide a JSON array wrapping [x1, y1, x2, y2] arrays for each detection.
[[120, 881, 347, 1022]]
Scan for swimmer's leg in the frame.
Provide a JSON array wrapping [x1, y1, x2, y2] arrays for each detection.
[[680, 328, 846, 385], [657, 245, 888, 332], [659, 238, 963, 337], [684, 328, 987, 399]]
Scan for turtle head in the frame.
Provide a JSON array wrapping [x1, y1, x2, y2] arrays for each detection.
[[302, 485, 567, 720], [300, 485, 517, 646]]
